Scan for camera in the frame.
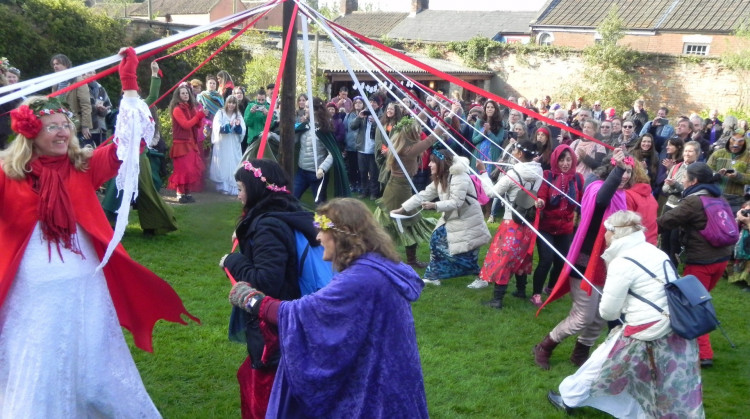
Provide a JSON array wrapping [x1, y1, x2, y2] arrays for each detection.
[[361, 110, 371, 116]]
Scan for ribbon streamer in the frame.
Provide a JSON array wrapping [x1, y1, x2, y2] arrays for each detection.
[[95, 96, 154, 271]]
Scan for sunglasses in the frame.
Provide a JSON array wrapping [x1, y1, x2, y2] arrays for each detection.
[[623, 125, 634, 129]]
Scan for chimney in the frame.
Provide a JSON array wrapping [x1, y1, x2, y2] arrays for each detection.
[[340, 0, 358, 16], [410, 0, 428, 16]]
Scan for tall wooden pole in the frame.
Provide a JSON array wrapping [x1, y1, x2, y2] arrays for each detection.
[[279, 1, 297, 184]]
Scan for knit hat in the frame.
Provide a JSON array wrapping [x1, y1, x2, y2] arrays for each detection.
[[326, 101, 338, 109], [686, 162, 715, 184]]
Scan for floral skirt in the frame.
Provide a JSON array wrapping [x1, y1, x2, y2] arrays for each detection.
[[561, 328, 704, 418], [424, 225, 480, 280], [479, 219, 534, 285]]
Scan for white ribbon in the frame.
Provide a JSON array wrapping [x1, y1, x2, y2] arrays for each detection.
[[0, 3, 277, 104], [95, 96, 154, 272]]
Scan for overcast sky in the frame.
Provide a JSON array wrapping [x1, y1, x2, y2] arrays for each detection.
[[316, 0, 548, 12]]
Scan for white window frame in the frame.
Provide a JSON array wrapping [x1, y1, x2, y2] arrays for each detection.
[[538, 32, 554, 46], [683, 43, 709, 56]]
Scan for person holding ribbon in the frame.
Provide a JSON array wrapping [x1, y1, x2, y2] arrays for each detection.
[[375, 117, 437, 269], [547, 210, 703, 418], [0, 47, 197, 417], [218, 158, 317, 419], [396, 148, 491, 285], [227, 198, 428, 418], [475, 139, 543, 304], [533, 148, 657, 370]]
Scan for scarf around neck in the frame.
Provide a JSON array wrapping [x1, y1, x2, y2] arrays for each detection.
[[29, 155, 81, 259]]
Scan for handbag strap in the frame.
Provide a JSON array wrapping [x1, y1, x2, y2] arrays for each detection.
[[622, 257, 668, 316]]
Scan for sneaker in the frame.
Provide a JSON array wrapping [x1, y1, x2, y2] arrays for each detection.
[[530, 294, 543, 307], [423, 279, 441, 286], [467, 278, 488, 289], [178, 195, 190, 204], [487, 216, 495, 223], [700, 359, 713, 368]]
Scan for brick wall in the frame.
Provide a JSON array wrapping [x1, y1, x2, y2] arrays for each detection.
[[480, 51, 748, 117], [539, 31, 741, 57]]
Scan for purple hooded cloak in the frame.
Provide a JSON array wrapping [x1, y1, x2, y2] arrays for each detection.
[[266, 252, 428, 418]]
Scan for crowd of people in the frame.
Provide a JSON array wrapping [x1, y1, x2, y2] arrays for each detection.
[[2, 50, 749, 418]]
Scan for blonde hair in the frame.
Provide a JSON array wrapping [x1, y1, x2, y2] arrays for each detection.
[[316, 198, 400, 270], [604, 210, 645, 240], [0, 96, 92, 179]]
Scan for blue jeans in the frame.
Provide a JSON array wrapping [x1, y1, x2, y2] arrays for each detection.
[[293, 168, 329, 205]]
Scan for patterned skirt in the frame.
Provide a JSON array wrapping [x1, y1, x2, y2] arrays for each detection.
[[479, 219, 534, 285], [424, 225, 480, 280], [561, 327, 704, 418]]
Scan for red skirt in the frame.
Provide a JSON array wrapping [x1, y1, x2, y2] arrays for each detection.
[[168, 140, 204, 192], [479, 219, 534, 285], [237, 356, 276, 419]]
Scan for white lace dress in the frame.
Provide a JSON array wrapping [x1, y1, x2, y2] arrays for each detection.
[[0, 223, 161, 418], [210, 109, 245, 195]]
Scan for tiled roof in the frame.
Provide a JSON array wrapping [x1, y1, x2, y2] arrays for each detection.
[[533, 0, 750, 32], [91, 2, 140, 18], [389, 10, 536, 42], [128, 0, 220, 16], [313, 39, 494, 77], [334, 12, 409, 38]]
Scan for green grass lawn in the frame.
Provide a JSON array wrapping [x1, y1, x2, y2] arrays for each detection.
[[121, 192, 750, 418]]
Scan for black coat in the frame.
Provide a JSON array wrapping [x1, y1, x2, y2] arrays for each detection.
[[224, 201, 318, 300]]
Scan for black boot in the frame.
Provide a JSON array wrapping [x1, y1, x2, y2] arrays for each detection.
[[482, 284, 507, 309], [547, 390, 572, 413], [405, 244, 428, 269], [511, 274, 527, 299], [570, 340, 592, 367]]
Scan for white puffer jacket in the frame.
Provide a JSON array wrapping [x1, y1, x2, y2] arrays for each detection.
[[402, 157, 491, 255], [600, 230, 672, 341], [479, 160, 543, 221]]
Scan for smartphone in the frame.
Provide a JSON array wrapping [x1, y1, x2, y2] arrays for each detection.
[[361, 110, 371, 116], [726, 169, 736, 174]]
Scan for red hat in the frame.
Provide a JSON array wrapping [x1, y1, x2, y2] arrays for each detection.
[[326, 101, 338, 109], [536, 126, 551, 137]]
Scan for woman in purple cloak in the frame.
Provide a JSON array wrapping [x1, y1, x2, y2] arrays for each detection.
[[228, 198, 428, 418]]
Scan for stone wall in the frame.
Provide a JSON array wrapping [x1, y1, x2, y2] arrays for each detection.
[[475, 51, 748, 117]]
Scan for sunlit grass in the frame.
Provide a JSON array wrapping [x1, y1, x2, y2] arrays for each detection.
[[120, 191, 750, 418]]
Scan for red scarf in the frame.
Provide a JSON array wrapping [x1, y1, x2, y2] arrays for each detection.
[[28, 155, 81, 258]]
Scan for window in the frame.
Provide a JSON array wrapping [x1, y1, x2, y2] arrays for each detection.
[[538, 32, 554, 46], [683, 43, 709, 56]]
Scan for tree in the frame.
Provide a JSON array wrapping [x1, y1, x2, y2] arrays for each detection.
[[558, 7, 643, 114]]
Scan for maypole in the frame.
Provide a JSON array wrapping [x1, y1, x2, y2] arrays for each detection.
[[279, 0, 298, 184]]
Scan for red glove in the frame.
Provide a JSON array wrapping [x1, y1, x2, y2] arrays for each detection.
[[119, 47, 139, 91]]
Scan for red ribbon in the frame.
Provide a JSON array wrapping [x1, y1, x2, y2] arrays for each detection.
[[224, 239, 239, 286], [326, 19, 614, 152], [256, 1, 299, 159]]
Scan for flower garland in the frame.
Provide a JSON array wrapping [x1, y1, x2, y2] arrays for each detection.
[[610, 156, 635, 167], [9, 97, 74, 139], [241, 160, 290, 193], [313, 212, 357, 236]]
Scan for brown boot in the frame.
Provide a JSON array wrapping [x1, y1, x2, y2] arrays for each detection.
[[533, 334, 559, 370], [570, 340, 592, 367], [405, 244, 427, 269]]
